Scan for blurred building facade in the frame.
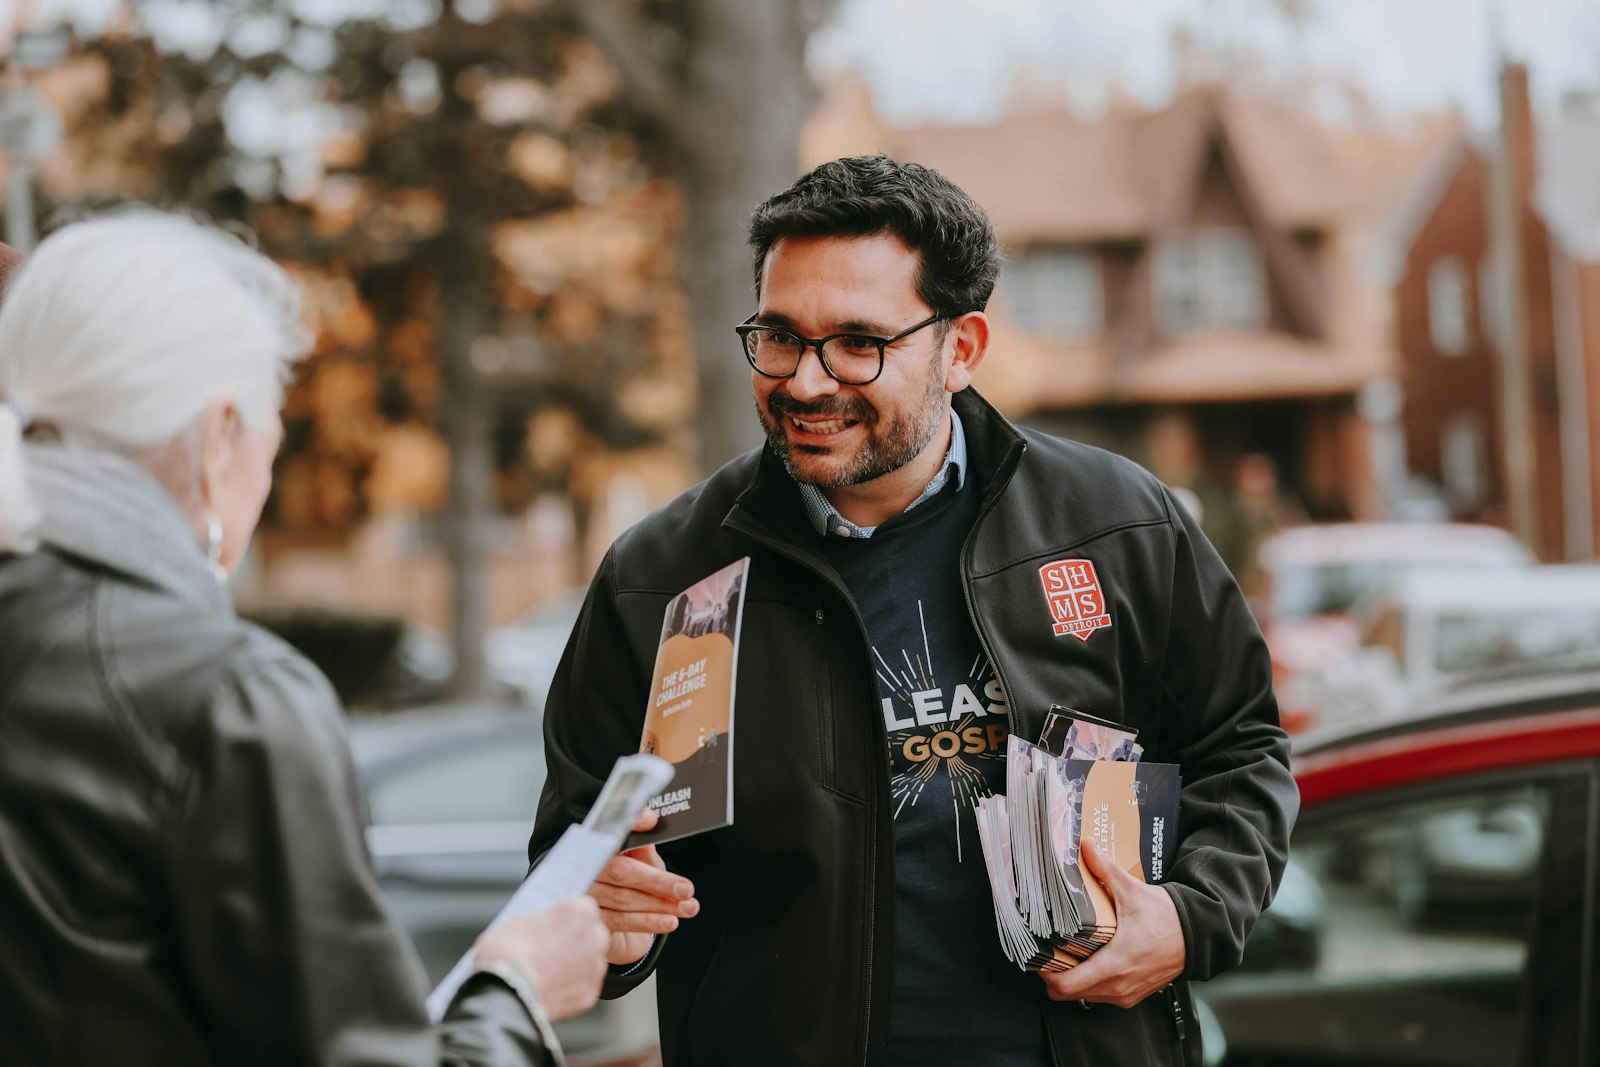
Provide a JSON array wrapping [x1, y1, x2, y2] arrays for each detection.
[[1385, 64, 1600, 562], [805, 80, 1431, 572]]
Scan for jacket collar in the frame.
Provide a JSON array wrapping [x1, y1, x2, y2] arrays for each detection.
[[25, 443, 232, 615], [727, 387, 1026, 548]]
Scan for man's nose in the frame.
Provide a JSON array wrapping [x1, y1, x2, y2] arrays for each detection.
[[787, 345, 840, 401]]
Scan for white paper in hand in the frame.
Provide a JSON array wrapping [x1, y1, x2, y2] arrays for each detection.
[[425, 753, 675, 1020]]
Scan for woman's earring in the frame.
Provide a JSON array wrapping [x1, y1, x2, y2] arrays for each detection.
[[205, 515, 228, 585]]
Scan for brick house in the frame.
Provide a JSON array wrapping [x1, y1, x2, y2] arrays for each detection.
[[1385, 65, 1600, 561]]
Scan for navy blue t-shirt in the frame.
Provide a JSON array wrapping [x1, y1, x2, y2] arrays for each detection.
[[822, 481, 1050, 1066]]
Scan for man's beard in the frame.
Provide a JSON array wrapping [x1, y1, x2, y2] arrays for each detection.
[[758, 364, 948, 489]]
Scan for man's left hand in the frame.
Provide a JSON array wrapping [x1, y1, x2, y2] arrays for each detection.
[[1038, 837, 1186, 1007]]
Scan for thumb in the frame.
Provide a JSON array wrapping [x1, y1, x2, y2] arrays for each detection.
[[1079, 836, 1137, 901], [623, 807, 665, 867]]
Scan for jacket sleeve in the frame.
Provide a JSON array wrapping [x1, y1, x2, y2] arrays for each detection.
[[1155, 487, 1300, 981], [528, 547, 665, 998], [162, 649, 558, 1066]]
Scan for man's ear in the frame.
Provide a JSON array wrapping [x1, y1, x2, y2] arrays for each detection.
[[196, 400, 240, 509], [943, 311, 990, 394]]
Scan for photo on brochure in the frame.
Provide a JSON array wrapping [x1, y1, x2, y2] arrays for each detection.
[[1038, 704, 1143, 762]]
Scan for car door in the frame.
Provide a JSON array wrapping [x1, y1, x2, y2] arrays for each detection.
[[1197, 760, 1595, 1066], [365, 727, 545, 982]]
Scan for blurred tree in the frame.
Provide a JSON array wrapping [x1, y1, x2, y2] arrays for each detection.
[[43, 2, 691, 696], [564, 0, 838, 471]]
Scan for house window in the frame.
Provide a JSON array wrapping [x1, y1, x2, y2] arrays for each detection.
[[1003, 246, 1102, 339], [1156, 228, 1267, 335], [1442, 415, 1487, 509], [1429, 256, 1471, 356]]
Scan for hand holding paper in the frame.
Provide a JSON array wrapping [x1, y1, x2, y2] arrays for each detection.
[[975, 708, 1181, 978], [1038, 837, 1186, 1007], [426, 753, 675, 1021], [589, 807, 700, 966], [475, 897, 610, 1020]]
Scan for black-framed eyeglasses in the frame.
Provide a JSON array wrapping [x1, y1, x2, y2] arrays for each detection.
[[735, 313, 948, 386]]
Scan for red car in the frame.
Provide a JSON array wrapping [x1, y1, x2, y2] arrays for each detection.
[[1197, 668, 1600, 1066]]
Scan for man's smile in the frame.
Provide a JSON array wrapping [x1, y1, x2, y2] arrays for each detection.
[[789, 415, 858, 435]]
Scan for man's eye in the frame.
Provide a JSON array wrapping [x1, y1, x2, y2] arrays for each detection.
[[770, 330, 799, 345], [837, 335, 879, 352]]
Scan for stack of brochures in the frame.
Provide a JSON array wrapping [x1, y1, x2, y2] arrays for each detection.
[[975, 707, 1180, 972]]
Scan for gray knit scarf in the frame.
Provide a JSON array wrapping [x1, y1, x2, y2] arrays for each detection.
[[24, 443, 232, 615]]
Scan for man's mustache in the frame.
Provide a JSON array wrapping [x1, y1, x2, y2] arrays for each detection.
[[767, 394, 876, 424]]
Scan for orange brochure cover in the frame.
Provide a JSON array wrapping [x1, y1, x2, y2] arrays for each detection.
[[628, 557, 750, 848]]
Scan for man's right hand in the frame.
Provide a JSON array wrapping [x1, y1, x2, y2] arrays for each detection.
[[589, 808, 699, 966]]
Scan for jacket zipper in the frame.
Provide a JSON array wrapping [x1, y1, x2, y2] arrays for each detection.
[[723, 519, 886, 1067], [816, 607, 835, 788], [1165, 984, 1188, 1065], [959, 440, 1027, 742]]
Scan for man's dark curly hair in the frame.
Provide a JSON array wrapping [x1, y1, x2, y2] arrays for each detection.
[[747, 154, 1002, 318]]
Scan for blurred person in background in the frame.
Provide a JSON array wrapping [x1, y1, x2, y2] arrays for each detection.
[[532, 156, 1297, 1066], [1209, 452, 1307, 587], [0, 212, 608, 1067]]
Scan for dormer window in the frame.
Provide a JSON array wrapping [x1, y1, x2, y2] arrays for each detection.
[[1155, 228, 1267, 335], [1003, 245, 1102, 339]]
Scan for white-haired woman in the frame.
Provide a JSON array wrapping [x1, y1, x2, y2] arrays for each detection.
[[0, 213, 608, 1066]]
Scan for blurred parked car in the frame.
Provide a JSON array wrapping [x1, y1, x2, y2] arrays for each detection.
[[348, 704, 660, 1067], [1251, 523, 1533, 731], [243, 605, 455, 708], [1197, 669, 1600, 1066], [1289, 565, 1600, 728], [376, 591, 586, 711], [484, 592, 586, 708]]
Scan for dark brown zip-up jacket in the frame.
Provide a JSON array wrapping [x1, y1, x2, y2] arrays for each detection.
[[530, 388, 1298, 1066]]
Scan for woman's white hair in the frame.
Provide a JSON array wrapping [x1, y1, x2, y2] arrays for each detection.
[[0, 210, 309, 553]]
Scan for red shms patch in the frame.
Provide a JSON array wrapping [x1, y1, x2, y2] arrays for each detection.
[[1038, 558, 1112, 642]]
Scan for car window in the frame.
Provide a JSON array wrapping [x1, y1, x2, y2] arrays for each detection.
[[1272, 558, 1516, 620], [1359, 605, 1406, 663], [1202, 776, 1586, 1066], [1434, 606, 1600, 677], [368, 735, 544, 826]]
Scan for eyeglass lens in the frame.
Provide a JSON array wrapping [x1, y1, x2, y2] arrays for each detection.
[[742, 330, 882, 384]]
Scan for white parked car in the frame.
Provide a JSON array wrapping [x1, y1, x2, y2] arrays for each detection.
[[1289, 565, 1600, 725], [484, 591, 586, 708], [391, 592, 586, 710], [1252, 523, 1534, 731]]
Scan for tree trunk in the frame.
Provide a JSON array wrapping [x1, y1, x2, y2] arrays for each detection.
[[439, 246, 493, 699], [678, 0, 817, 474], [437, 6, 494, 699]]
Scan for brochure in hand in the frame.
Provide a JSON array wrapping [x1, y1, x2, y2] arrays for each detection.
[[426, 752, 675, 1020], [628, 556, 750, 849], [976, 706, 1180, 972]]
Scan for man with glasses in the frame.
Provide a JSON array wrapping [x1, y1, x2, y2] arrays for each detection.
[[530, 155, 1297, 1066]]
